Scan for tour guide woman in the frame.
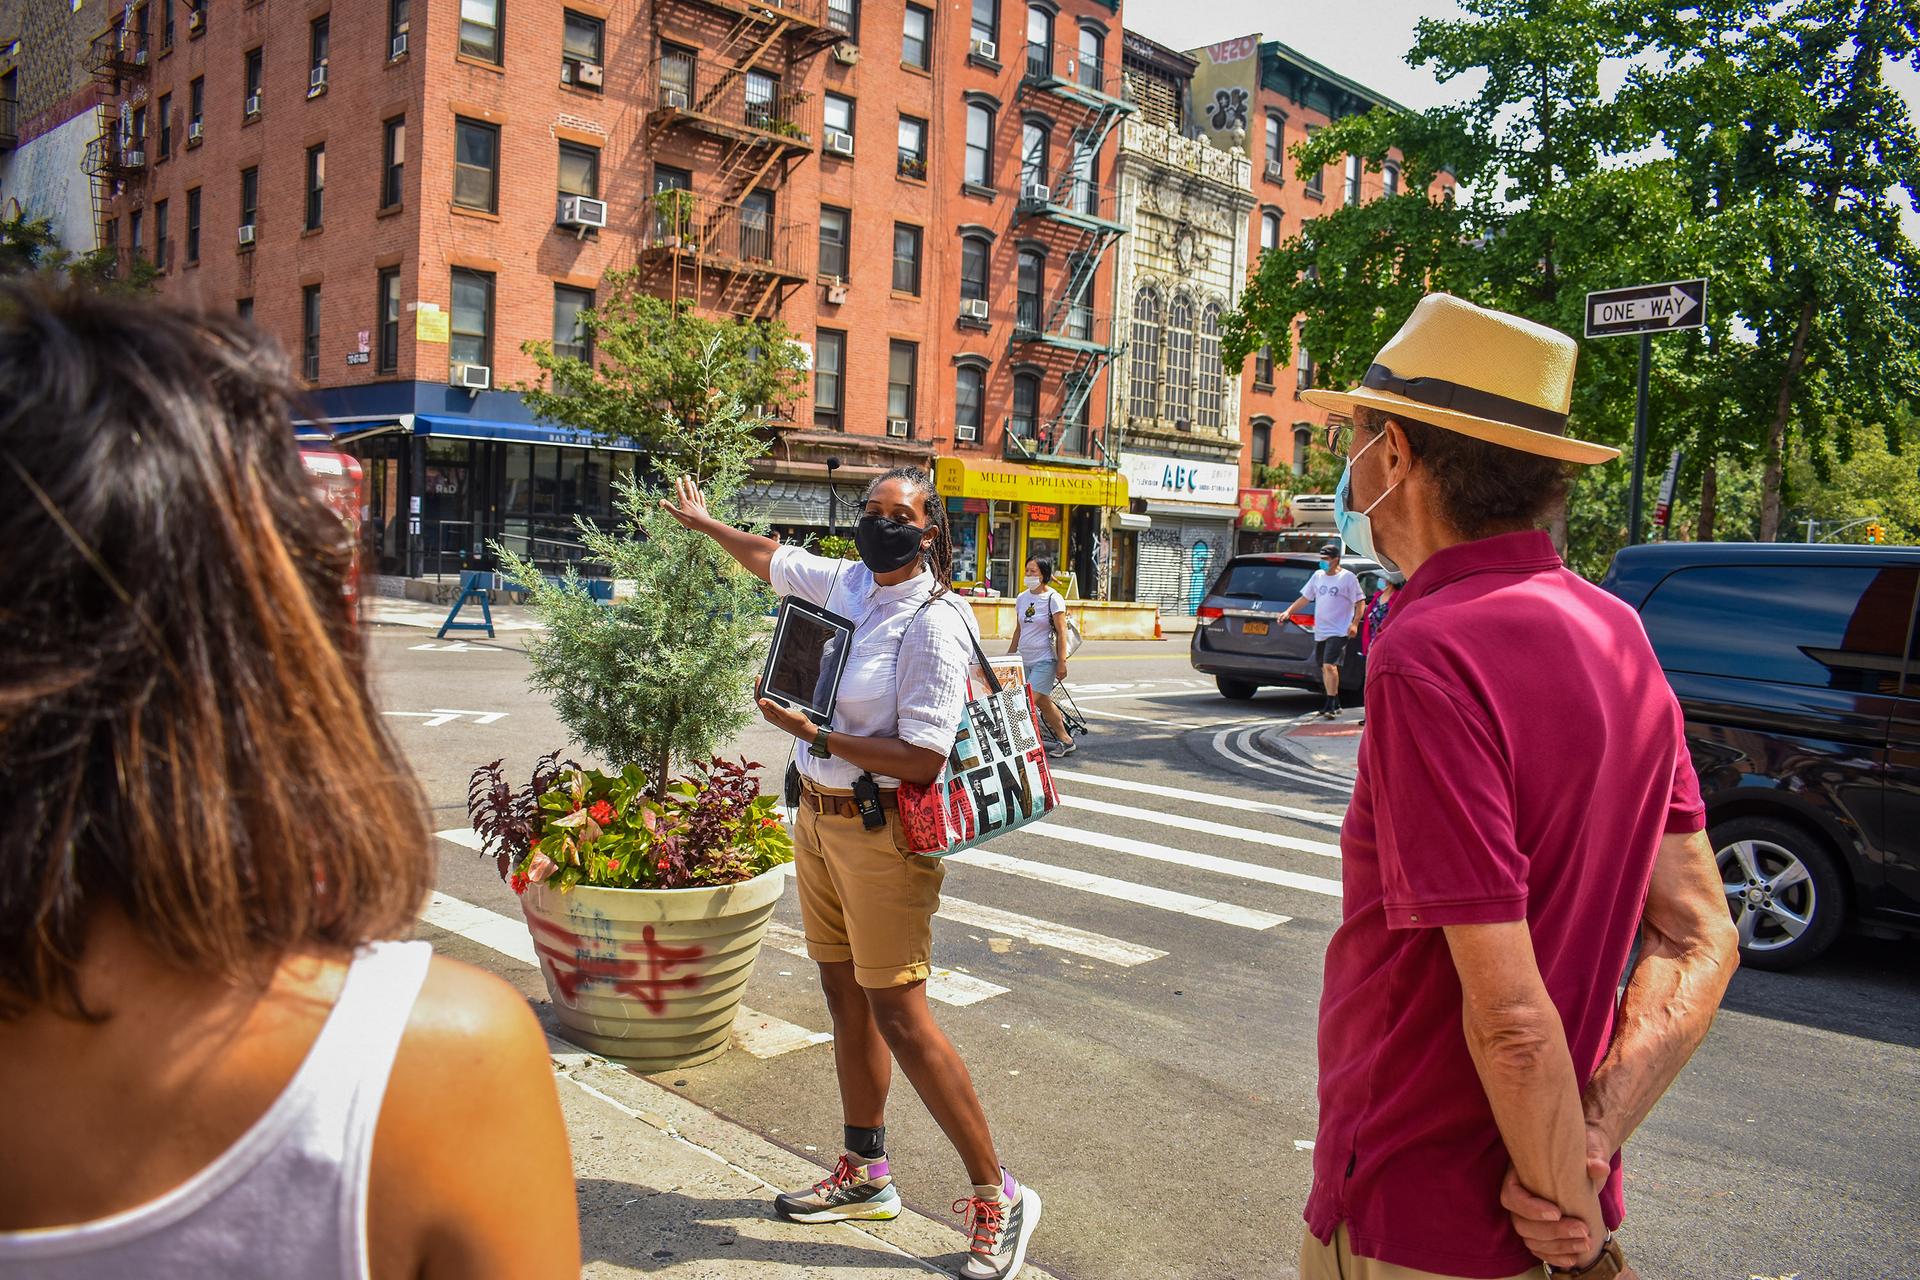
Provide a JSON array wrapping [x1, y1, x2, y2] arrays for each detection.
[[663, 466, 1043, 1280]]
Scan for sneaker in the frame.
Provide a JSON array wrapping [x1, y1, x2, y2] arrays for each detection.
[[1046, 737, 1076, 758], [774, 1153, 902, 1224], [956, 1172, 1043, 1280]]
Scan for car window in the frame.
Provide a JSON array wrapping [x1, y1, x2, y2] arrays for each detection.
[[1641, 564, 1918, 694], [1210, 561, 1314, 603]]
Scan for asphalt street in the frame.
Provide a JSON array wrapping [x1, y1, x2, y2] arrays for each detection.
[[377, 624, 1920, 1280]]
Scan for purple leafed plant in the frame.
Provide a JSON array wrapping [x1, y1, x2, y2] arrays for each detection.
[[467, 751, 573, 879]]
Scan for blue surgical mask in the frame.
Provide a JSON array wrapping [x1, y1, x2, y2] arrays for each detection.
[[1318, 559, 1331, 571], [1334, 432, 1403, 577]]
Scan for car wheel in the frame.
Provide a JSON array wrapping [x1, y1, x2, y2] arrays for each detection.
[[1711, 815, 1847, 971], [1216, 676, 1259, 701]]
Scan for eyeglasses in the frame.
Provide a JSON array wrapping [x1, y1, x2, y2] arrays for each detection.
[[1323, 421, 1354, 456]]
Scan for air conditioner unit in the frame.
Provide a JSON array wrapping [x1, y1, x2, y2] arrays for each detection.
[[187, 120, 204, 144], [577, 62, 604, 88], [824, 279, 848, 304], [1264, 159, 1285, 183], [661, 85, 690, 110], [558, 195, 608, 229], [452, 363, 492, 390], [237, 223, 256, 245], [123, 148, 146, 168], [887, 418, 910, 438], [308, 65, 328, 95], [960, 298, 990, 321], [1022, 181, 1052, 204], [823, 128, 854, 157], [188, 8, 204, 32], [390, 32, 408, 59], [955, 422, 978, 442], [831, 42, 860, 65], [970, 38, 997, 60], [244, 93, 262, 116]]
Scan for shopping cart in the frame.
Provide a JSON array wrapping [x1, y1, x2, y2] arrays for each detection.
[[1051, 676, 1090, 739]]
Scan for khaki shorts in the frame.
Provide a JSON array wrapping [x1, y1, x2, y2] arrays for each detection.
[[793, 790, 945, 988], [1299, 1225, 1540, 1280]]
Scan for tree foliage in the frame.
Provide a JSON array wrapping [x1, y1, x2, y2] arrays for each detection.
[[0, 210, 159, 292]]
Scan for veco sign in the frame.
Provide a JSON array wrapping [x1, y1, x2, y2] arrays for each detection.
[[934, 457, 1128, 507], [1121, 453, 1240, 505]]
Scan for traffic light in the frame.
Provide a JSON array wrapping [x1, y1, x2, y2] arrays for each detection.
[[1865, 522, 1885, 544]]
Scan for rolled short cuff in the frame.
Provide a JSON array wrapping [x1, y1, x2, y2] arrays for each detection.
[[805, 938, 854, 965], [855, 960, 933, 989], [896, 715, 956, 757]]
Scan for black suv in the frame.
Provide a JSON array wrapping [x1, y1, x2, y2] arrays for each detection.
[[1189, 552, 1387, 701], [1603, 543, 1920, 969]]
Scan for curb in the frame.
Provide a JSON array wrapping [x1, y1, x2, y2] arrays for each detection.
[[1259, 723, 1362, 783]]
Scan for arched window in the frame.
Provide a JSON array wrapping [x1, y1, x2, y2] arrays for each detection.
[[1165, 291, 1194, 426], [1293, 424, 1313, 476], [1250, 417, 1273, 467], [1021, 119, 1049, 191], [960, 234, 991, 303], [955, 364, 984, 441], [1012, 370, 1040, 440], [1196, 302, 1224, 431], [1260, 208, 1281, 253], [1068, 129, 1097, 214], [1076, 25, 1102, 90], [1016, 247, 1044, 330], [965, 102, 995, 186], [1128, 286, 1161, 423], [1025, 5, 1053, 78]]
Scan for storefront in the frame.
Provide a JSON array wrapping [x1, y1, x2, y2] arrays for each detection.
[[932, 458, 1130, 598], [1120, 453, 1241, 616]]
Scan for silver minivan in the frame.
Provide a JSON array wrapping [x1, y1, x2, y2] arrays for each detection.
[[1188, 552, 1387, 701]]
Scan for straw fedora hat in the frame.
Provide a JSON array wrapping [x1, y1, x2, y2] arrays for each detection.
[[1300, 293, 1618, 465]]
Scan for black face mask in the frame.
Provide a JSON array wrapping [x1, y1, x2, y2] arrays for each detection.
[[854, 514, 929, 574]]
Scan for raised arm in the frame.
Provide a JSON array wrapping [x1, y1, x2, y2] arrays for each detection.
[[660, 475, 777, 583]]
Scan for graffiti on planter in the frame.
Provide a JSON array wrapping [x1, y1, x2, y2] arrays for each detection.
[[527, 916, 705, 1014]]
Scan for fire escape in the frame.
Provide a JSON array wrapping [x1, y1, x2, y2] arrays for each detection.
[[81, 19, 151, 250], [637, 0, 836, 321], [1004, 37, 1134, 466]]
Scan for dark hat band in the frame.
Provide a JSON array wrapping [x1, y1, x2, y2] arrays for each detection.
[[1363, 363, 1569, 435]]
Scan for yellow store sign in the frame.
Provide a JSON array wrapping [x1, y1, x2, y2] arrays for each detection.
[[934, 457, 1128, 507]]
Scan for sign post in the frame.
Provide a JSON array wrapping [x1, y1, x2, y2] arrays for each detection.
[[1653, 448, 1684, 532], [1585, 278, 1707, 546]]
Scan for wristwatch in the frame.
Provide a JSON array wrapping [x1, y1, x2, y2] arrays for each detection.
[[1548, 1237, 1625, 1280], [808, 725, 832, 759]]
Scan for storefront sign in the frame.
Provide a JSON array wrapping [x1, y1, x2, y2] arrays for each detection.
[[1026, 503, 1059, 524], [1122, 453, 1239, 505], [934, 457, 1128, 507], [1238, 488, 1291, 531]]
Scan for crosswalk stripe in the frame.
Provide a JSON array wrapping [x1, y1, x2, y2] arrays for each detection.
[[949, 849, 1291, 930], [1023, 822, 1344, 899], [762, 922, 1010, 1007], [937, 895, 1166, 966], [1050, 768, 1346, 828], [1054, 795, 1342, 860], [417, 889, 830, 1059]]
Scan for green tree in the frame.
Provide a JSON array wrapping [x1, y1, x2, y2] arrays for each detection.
[[0, 209, 159, 292], [496, 341, 777, 797], [1783, 417, 1920, 543]]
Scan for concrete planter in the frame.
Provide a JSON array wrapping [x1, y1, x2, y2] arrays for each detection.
[[519, 868, 786, 1071]]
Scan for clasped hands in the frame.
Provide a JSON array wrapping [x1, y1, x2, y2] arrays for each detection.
[[1498, 1125, 1633, 1274]]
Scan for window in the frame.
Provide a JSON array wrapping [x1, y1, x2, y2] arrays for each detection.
[[739, 190, 772, 261], [301, 285, 321, 381], [129, 210, 144, 261], [460, 0, 502, 62], [1012, 371, 1038, 438], [1293, 425, 1313, 474], [188, 77, 203, 133], [1021, 119, 1048, 190], [558, 141, 599, 202], [902, 4, 930, 69], [897, 115, 927, 179], [382, 117, 406, 208], [888, 341, 917, 430], [824, 93, 853, 147], [153, 199, 169, 268], [1303, 126, 1323, 196], [1345, 154, 1362, 206], [1077, 26, 1101, 90], [454, 118, 500, 211], [157, 93, 172, 159], [237, 297, 254, 322], [964, 102, 993, 186], [553, 285, 593, 363], [956, 366, 984, 439], [377, 266, 401, 372], [1016, 247, 1043, 330], [1068, 130, 1096, 212], [1296, 343, 1314, 391], [826, 0, 857, 39], [390, 0, 410, 48], [244, 48, 262, 111], [239, 166, 258, 231], [1065, 252, 1092, 339], [310, 15, 329, 80], [305, 144, 325, 230], [563, 11, 603, 83], [1253, 345, 1274, 386], [653, 165, 690, 238], [101, 218, 117, 273], [1251, 419, 1271, 467], [185, 187, 200, 263], [1025, 6, 1052, 78], [818, 207, 849, 277], [659, 45, 694, 107], [161, 0, 174, 48], [1165, 293, 1194, 424], [1260, 209, 1281, 253], [743, 69, 780, 130], [813, 330, 845, 428], [1197, 303, 1224, 430], [959, 235, 989, 303], [970, 0, 995, 48], [129, 105, 147, 150], [450, 268, 495, 371], [1265, 114, 1283, 166], [1128, 288, 1161, 420], [892, 223, 922, 295]]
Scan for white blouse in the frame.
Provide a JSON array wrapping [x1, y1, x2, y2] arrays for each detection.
[[770, 545, 980, 789]]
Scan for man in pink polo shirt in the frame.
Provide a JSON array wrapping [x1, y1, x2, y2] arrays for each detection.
[[1295, 295, 1741, 1280]]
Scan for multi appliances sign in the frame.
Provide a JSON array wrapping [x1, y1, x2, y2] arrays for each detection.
[[1121, 454, 1240, 506]]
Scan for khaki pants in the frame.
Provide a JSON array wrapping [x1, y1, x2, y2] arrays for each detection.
[[1299, 1226, 1540, 1280]]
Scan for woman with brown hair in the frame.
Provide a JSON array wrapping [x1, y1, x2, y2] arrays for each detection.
[[0, 278, 578, 1278]]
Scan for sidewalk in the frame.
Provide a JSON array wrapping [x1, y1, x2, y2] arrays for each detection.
[[365, 600, 546, 632], [1260, 712, 1363, 777], [555, 1048, 1059, 1279]]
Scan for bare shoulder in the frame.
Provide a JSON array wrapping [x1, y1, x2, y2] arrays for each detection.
[[405, 953, 548, 1048]]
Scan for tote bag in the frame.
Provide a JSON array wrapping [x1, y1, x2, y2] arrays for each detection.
[[897, 608, 1059, 857]]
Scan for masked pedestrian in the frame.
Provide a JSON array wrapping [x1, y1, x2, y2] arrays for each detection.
[[1287, 543, 1365, 718], [1010, 559, 1075, 757], [1295, 294, 1739, 1280], [0, 279, 579, 1278], [663, 466, 1043, 1280]]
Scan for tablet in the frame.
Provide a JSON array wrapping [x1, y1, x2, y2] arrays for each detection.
[[761, 597, 856, 725]]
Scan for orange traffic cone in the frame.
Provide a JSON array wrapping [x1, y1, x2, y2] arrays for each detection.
[[1154, 615, 1164, 640]]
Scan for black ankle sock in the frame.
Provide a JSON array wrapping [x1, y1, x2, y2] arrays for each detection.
[[844, 1124, 886, 1160]]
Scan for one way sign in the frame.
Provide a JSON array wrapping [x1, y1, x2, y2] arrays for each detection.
[[1585, 279, 1707, 338]]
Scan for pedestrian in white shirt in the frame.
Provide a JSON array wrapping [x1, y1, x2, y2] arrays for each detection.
[[1287, 541, 1365, 719], [1010, 559, 1075, 757], [662, 465, 1043, 1280]]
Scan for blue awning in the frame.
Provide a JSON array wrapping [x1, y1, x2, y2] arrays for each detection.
[[294, 417, 409, 444], [416, 414, 641, 452]]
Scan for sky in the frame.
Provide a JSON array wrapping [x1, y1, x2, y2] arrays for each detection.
[[1125, 0, 1920, 244]]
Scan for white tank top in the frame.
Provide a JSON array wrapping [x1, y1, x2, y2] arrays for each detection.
[[0, 940, 432, 1280]]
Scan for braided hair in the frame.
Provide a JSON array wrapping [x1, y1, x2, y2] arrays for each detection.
[[862, 465, 953, 599]]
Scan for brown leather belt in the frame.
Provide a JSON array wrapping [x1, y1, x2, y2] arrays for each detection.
[[800, 782, 899, 819]]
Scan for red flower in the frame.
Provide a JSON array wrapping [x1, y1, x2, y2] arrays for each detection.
[[608, 859, 621, 872], [761, 817, 779, 829], [510, 871, 530, 894], [588, 800, 617, 827], [656, 857, 670, 873]]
